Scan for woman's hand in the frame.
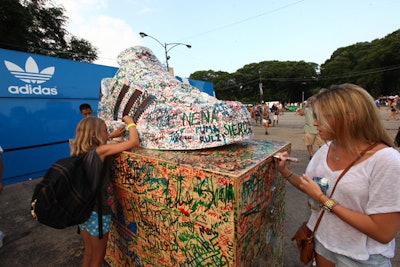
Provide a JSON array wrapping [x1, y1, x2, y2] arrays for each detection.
[[274, 153, 323, 201], [110, 125, 125, 138], [274, 151, 289, 173], [300, 174, 324, 201], [122, 115, 134, 125]]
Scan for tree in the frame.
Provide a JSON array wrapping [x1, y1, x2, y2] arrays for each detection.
[[66, 36, 98, 62], [189, 29, 400, 102], [0, 0, 31, 51], [0, 0, 98, 62], [190, 70, 235, 100], [192, 61, 318, 104], [320, 30, 400, 97]]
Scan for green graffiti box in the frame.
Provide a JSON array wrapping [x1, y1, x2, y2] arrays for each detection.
[[106, 139, 290, 266]]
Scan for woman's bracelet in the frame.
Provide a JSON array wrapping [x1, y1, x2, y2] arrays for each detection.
[[127, 123, 136, 129], [321, 198, 338, 213], [282, 171, 294, 179]]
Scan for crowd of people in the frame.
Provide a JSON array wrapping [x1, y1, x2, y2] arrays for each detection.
[[247, 102, 285, 135], [384, 96, 400, 121], [248, 95, 399, 159]]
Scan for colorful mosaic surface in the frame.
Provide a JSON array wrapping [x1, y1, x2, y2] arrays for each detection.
[[105, 139, 289, 266], [97, 46, 253, 150]]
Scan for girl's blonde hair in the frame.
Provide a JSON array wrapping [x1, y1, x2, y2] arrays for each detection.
[[70, 117, 107, 156], [313, 83, 394, 155]]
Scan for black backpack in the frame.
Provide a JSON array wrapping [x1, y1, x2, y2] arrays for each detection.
[[31, 153, 102, 236]]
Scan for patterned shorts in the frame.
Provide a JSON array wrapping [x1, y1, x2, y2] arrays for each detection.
[[79, 211, 111, 236]]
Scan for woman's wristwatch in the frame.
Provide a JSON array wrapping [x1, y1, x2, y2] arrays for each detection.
[[321, 198, 337, 212]]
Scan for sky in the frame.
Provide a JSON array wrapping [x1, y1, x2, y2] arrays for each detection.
[[54, 0, 400, 78]]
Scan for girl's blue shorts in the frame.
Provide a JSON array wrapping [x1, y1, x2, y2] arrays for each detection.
[[79, 211, 111, 236]]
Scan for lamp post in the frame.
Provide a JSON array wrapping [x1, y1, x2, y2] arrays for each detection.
[[258, 69, 263, 104], [139, 32, 191, 71]]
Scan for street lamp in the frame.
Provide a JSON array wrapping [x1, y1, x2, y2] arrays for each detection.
[[139, 32, 191, 71], [258, 69, 263, 103]]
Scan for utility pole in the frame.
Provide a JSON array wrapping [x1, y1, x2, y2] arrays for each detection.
[[259, 69, 263, 103]]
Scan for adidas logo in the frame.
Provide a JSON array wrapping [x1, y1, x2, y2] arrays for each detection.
[[4, 56, 57, 95], [4, 56, 55, 84]]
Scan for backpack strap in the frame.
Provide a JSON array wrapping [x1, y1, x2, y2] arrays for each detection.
[[97, 163, 106, 240], [97, 182, 103, 239], [77, 182, 104, 239], [77, 153, 105, 240]]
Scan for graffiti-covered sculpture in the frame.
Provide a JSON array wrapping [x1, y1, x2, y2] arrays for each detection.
[[98, 46, 252, 150]]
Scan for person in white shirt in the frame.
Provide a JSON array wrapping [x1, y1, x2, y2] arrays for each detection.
[[276, 84, 400, 266]]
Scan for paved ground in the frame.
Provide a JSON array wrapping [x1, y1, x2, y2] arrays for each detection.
[[0, 110, 399, 266]]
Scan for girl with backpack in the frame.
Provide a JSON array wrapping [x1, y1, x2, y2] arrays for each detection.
[[70, 115, 140, 267]]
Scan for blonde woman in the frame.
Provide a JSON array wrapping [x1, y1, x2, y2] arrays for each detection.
[[276, 84, 400, 266], [70, 115, 139, 267]]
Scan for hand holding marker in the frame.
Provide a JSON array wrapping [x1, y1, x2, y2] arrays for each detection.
[[273, 155, 300, 163]]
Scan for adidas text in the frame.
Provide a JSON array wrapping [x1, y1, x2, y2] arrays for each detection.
[[8, 84, 58, 95]]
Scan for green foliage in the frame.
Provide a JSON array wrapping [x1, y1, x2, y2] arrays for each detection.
[[191, 61, 319, 104], [0, 0, 98, 62], [190, 29, 400, 103], [66, 36, 98, 62], [320, 30, 400, 97], [0, 0, 31, 51]]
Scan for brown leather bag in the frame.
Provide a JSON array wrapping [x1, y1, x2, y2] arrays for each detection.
[[291, 143, 378, 265], [292, 222, 315, 264]]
